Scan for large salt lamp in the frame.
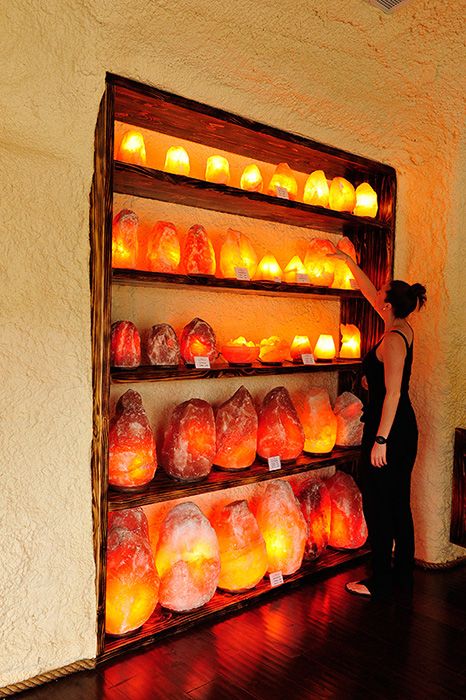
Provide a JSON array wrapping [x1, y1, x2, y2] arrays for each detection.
[[106, 508, 159, 635], [213, 500, 267, 591], [155, 502, 220, 611], [116, 130, 147, 165], [328, 177, 356, 212], [296, 478, 332, 560], [267, 163, 298, 200], [180, 317, 217, 365], [339, 323, 361, 359], [214, 386, 258, 470], [332, 237, 357, 289], [219, 229, 258, 279], [146, 221, 180, 273], [303, 170, 329, 207], [112, 209, 139, 269], [353, 183, 378, 218], [314, 334, 336, 362], [284, 255, 308, 283], [290, 335, 312, 363], [255, 481, 307, 575], [304, 239, 335, 287], [221, 337, 259, 366], [111, 321, 141, 368], [205, 155, 230, 185], [326, 471, 368, 549], [109, 390, 157, 489], [298, 387, 337, 455], [334, 392, 364, 447], [146, 323, 180, 366], [181, 224, 216, 275], [254, 254, 283, 282], [257, 386, 304, 462], [240, 164, 263, 192], [164, 146, 190, 176], [161, 398, 216, 481], [259, 336, 290, 364]]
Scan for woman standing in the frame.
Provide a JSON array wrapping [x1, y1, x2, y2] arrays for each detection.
[[329, 249, 426, 598]]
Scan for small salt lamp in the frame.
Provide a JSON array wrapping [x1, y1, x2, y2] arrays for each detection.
[[116, 130, 147, 166], [205, 155, 230, 185], [332, 237, 357, 289], [240, 164, 263, 192], [267, 163, 298, 200], [214, 386, 258, 470], [111, 321, 141, 368], [297, 478, 332, 560], [219, 228, 258, 279], [339, 323, 361, 359], [255, 481, 307, 575], [259, 336, 290, 364], [146, 323, 181, 366], [180, 317, 217, 365], [221, 337, 259, 366], [284, 255, 308, 283], [303, 170, 329, 207], [108, 390, 157, 489], [334, 392, 364, 447], [155, 502, 220, 611], [181, 224, 216, 275], [213, 500, 267, 591], [353, 183, 378, 218], [326, 471, 368, 549], [314, 334, 336, 362], [304, 239, 335, 287], [254, 253, 283, 282], [164, 146, 190, 176], [290, 335, 312, 363], [257, 386, 304, 462], [298, 387, 337, 455], [146, 220, 181, 273], [328, 177, 356, 213], [106, 508, 159, 635], [112, 209, 139, 269]]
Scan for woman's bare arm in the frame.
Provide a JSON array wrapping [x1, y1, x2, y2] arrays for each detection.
[[328, 249, 378, 311]]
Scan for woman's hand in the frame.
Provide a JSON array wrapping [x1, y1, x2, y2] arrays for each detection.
[[326, 249, 349, 262], [371, 442, 387, 468]]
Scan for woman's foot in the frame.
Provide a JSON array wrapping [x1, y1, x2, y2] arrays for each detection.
[[345, 580, 372, 597]]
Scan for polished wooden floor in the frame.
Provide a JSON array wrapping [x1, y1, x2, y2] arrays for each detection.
[[18, 561, 466, 699]]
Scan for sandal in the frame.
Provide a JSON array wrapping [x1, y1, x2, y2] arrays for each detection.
[[345, 580, 372, 597]]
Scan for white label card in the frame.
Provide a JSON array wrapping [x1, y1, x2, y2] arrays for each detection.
[[269, 571, 284, 588], [275, 185, 289, 199], [296, 273, 310, 284], [302, 353, 315, 365], [194, 356, 211, 369], [268, 455, 282, 471], [234, 266, 250, 281]]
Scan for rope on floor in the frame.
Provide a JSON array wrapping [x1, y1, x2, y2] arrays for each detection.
[[0, 659, 95, 697], [415, 555, 466, 570]]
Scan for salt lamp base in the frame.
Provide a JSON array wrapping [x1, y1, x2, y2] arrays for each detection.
[[335, 357, 360, 363], [214, 463, 251, 472], [314, 358, 335, 363], [169, 473, 210, 483], [106, 625, 143, 638], [225, 361, 254, 367], [109, 481, 154, 493], [303, 449, 334, 457], [258, 360, 283, 366]]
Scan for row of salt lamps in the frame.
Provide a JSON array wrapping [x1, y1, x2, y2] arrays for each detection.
[[116, 129, 378, 217], [106, 471, 368, 635]]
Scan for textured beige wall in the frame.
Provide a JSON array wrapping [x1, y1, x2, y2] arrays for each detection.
[[1, 0, 465, 688]]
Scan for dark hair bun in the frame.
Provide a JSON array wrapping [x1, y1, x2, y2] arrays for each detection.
[[385, 280, 427, 318], [410, 283, 427, 309]]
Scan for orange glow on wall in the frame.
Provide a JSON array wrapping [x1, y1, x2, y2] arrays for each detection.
[[303, 170, 329, 207], [304, 239, 335, 287], [267, 163, 298, 200], [222, 337, 259, 365], [332, 236, 357, 289], [254, 253, 283, 282], [298, 387, 337, 455], [290, 335, 312, 362], [112, 209, 139, 269], [259, 336, 290, 364], [146, 220, 181, 273], [240, 164, 263, 192], [353, 183, 378, 218], [219, 229, 258, 279], [205, 155, 230, 184], [116, 130, 147, 165], [339, 324, 361, 359], [164, 146, 190, 176], [314, 334, 336, 361], [284, 255, 308, 283], [328, 177, 356, 212]]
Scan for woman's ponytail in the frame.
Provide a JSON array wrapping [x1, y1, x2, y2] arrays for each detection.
[[385, 280, 427, 318], [410, 283, 427, 310]]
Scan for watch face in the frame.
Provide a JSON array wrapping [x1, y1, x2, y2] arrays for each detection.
[[375, 436, 386, 444]]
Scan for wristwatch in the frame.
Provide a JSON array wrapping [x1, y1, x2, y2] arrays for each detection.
[[375, 435, 387, 445]]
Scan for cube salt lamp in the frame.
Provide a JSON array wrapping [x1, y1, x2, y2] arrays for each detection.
[[284, 255, 308, 283], [255, 480, 307, 575], [111, 321, 141, 368], [181, 224, 216, 275], [116, 130, 147, 165], [112, 209, 139, 269], [146, 221, 181, 273], [297, 478, 332, 560], [267, 163, 298, 200], [219, 229, 258, 279], [353, 183, 378, 218], [161, 398, 216, 481], [326, 471, 368, 549], [304, 239, 335, 287], [213, 500, 267, 591], [332, 237, 357, 289], [259, 336, 290, 365], [254, 253, 283, 282], [257, 386, 304, 462], [155, 502, 220, 611], [334, 392, 364, 447], [240, 164, 263, 192], [339, 323, 361, 359], [298, 387, 337, 455], [106, 508, 159, 635], [328, 177, 356, 212], [146, 323, 181, 366], [303, 170, 329, 207], [221, 337, 259, 366], [180, 317, 217, 365], [205, 155, 230, 185], [290, 335, 312, 363], [214, 386, 258, 470], [164, 146, 190, 176], [314, 334, 336, 361]]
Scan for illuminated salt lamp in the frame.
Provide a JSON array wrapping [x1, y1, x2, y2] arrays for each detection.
[[112, 209, 139, 269], [298, 387, 337, 455], [257, 386, 304, 462], [219, 228, 258, 279], [214, 386, 258, 470], [297, 478, 332, 560], [146, 221, 180, 273], [328, 177, 356, 212], [303, 170, 329, 207], [180, 317, 217, 365], [161, 398, 216, 481], [255, 481, 307, 575], [284, 255, 308, 283], [339, 323, 361, 359], [332, 237, 357, 289], [146, 323, 180, 366], [213, 500, 267, 591], [240, 164, 263, 192], [205, 155, 230, 185], [267, 163, 298, 200], [353, 183, 378, 218], [254, 253, 283, 282], [111, 320, 141, 368], [108, 390, 157, 489], [304, 239, 335, 287], [326, 471, 368, 549], [164, 146, 190, 176], [259, 336, 290, 365], [314, 334, 336, 362], [116, 130, 147, 165], [221, 337, 259, 366], [181, 224, 216, 275], [155, 502, 220, 611], [290, 335, 312, 363], [106, 508, 159, 635], [334, 392, 364, 447]]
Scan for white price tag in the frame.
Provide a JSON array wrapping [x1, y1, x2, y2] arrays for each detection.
[[234, 266, 250, 281], [269, 571, 284, 588], [296, 273, 310, 284], [275, 185, 289, 199], [274, 277, 282, 283], [268, 455, 282, 471], [194, 356, 211, 369], [302, 353, 315, 365]]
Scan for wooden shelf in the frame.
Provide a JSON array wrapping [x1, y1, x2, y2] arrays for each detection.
[[102, 544, 370, 662], [108, 447, 361, 511], [113, 162, 389, 235]]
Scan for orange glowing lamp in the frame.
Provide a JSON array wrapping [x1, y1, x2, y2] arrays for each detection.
[[339, 324, 361, 359], [303, 170, 329, 207], [205, 155, 230, 184], [240, 164, 263, 192], [353, 183, 378, 218], [267, 163, 298, 200], [147, 221, 180, 273], [222, 337, 260, 365], [284, 255, 308, 283], [328, 177, 356, 213], [290, 335, 312, 363], [255, 253, 283, 282], [304, 239, 335, 287], [116, 130, 147, 165], [259, 336, 290, 364], [220, 229, 258, 279], [314, 334, 336, 362], [112, 209, 139, 269], [332, 237, 358, 290], [164, 146, 190, 176], [298, 388, 337, 455]]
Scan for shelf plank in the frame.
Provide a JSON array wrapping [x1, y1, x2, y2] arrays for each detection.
[[108, 447, 360, 510], [113, 162, 388, 235]]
